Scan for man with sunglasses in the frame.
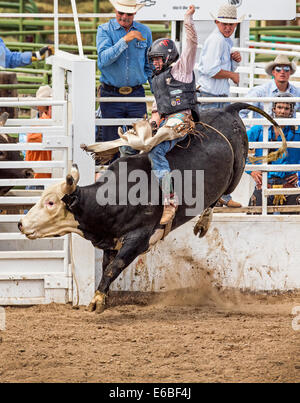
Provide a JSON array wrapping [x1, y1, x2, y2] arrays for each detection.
[[96, 0, 152, 160], [240, 54, 300, 119]]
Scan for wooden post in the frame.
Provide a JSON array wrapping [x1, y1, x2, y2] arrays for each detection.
[[0, 72, 18, 118]]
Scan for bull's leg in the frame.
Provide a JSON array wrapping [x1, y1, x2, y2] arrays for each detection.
[[193, 207, 213, 238], [88, 230, 151, 313], [87, 249, 117, 312]]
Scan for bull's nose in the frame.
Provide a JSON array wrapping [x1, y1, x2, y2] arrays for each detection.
[[18, 221, 22, 232]]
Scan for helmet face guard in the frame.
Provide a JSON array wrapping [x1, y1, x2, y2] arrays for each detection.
[[148, 38, 179, 75]]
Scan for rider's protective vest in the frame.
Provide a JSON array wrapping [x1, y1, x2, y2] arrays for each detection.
[[152, 67, 198, 119]]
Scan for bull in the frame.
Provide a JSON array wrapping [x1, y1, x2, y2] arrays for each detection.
[[18, 103, 283, 313], [0, 112, 34, 195]]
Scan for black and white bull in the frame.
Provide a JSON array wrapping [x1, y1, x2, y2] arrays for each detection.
[[0, 112, 34, 195], [18, 103, 281, 313]]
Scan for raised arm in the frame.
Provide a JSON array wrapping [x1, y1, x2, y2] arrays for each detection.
[[171, 5, 198, 82]]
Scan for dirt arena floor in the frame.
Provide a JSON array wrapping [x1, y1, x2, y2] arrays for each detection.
[[0, 287, 300, 383]]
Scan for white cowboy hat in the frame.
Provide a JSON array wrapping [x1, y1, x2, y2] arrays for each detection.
[[109, 0, 144, 14], [210, 4, 245, 24], [265, 54, 297, 76], [36, 85, 53, 99]]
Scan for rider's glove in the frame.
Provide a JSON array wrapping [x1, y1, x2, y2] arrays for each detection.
[[32, 45, 54, 62]]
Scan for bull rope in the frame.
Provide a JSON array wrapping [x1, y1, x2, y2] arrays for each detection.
[[196, 104, 287, 165], [197, 121, 234, 158], [244, 105, 287, 164]]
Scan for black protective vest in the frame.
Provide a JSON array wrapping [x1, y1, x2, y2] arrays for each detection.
[[152, 67, 198, 119]]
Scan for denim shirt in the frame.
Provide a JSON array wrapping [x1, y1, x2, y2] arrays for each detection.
[[196, 27, 238, 96], [240, 80, 300, 119], [96, 19, 152, 88], [0, 38, 32, 68], [247, 124, 300, 179]]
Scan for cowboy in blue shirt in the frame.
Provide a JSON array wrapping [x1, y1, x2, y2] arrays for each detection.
[[0, 37, 53, 68], [247, 93, 300, 207], [96, 0, 152, 157]]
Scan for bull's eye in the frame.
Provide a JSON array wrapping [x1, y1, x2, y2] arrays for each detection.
[[45, 200, 55, 208]]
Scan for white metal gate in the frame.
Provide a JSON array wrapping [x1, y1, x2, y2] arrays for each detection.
[[0, 96, 71, 305], [0, 51, 95, 306]]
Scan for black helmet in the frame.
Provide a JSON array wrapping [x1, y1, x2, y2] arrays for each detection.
[[147, 38, 179, 74], [272, 92, 295, 118]]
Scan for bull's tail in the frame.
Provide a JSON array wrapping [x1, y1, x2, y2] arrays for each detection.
[[224, 102, 287, 164]]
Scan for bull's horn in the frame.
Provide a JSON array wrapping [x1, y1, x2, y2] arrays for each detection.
[[71, 163, 80, 185], [62, 175, 76, 195], [61, 164, 80, 195]]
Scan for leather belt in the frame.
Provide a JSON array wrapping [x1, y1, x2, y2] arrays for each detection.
[[267, 183, 297, 189], [267, 177, 297, 189], [101, 83, 142, 95]]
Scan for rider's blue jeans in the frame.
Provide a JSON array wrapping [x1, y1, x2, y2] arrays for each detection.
[[148, 134, 187, 186]]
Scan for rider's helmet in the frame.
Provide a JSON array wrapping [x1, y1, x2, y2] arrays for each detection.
[[147, 38, 179, 75], [272, 92, 295, 118]]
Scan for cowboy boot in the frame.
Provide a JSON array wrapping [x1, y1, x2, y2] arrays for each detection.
[[160, 193, 178, 225]]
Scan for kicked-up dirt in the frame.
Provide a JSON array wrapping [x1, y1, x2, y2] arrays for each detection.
[[0, 287, 300, 383]]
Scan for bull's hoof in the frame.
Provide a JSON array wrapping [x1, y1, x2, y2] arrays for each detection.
[[87, 290, 106, 313], [87, 303, 95, 312], [193, 207, 213, 238], [95, 300, 106, 314]]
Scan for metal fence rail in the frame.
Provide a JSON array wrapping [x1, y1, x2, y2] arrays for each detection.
[[95, 92, 300, 216], [0, 98, 68, 193]]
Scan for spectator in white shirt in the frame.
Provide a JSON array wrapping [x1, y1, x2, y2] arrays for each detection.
[[197, 3, 244, 208], [196, 3, 243, 112]]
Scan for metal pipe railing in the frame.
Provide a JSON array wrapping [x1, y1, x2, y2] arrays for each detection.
[[70, 0, 84, 58], [94, 94, 300, 216], [246, 40, 300, 51]]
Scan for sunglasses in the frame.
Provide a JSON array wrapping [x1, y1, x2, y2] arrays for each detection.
[[274, 66, 291, 73], [117, 11, 134, 16]]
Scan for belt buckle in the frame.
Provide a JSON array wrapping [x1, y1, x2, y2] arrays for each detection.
[[119, 86, 132, 95]]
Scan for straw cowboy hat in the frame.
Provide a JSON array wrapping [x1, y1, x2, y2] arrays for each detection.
[[210, 4, 245, 24], [265, 54, 297, 76], [36, 85, 53, 98], [109, 0, 144, 13]]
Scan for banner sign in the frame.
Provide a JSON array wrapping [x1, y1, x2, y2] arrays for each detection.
[[136, 0, 296, 21]]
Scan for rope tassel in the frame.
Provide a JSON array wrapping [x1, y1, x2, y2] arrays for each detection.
[[246, 105, 287, 164]]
